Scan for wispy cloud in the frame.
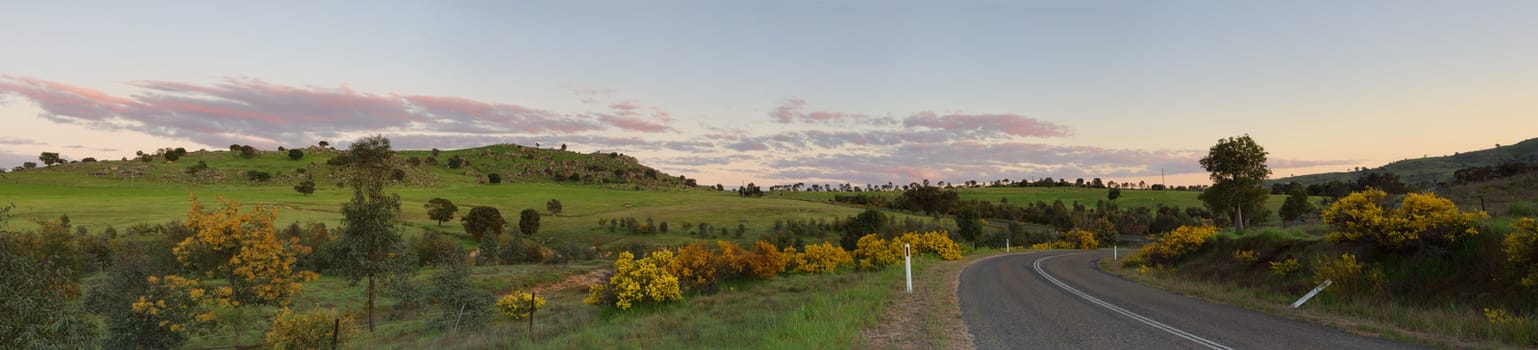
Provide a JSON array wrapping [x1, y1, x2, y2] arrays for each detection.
[[0, 76, 675, 148], [0, 75, 1352, 186]]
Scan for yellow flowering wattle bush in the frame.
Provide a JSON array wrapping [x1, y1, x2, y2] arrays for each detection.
[[131, 274, 225, 335], [745, 240, 791, 280], [584, 250, 681, 310], [1132, 225, 1217, 264], [797, 242, 852, 273], [1502, 217, 1538, 288], [1312, 253, 1381, 296], [894, 231, 963, 260], [853, 234, 901, 270], [1232, 249, 1259, 264], [1059, 229, 1100, 250], [668, 242, 719, 288], [716, 241, 752, 278], [496, 290, 546, 320], [1270, 258, 1300, 277], [265, 306, 352, 350], [1323, 189, 1487, 250]]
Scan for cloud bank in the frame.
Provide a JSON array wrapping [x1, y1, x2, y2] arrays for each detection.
[[0, 75, 1348, 186]]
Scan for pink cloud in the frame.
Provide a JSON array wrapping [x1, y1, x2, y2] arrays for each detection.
[[599, 115, 672, 133], [903, 112, 1072, 138], [769, 98, 871, 124]]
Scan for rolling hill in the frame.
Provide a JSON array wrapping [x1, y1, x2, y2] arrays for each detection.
[[1272, 136, 1538, 187]]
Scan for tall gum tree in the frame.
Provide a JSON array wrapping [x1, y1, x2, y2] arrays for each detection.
[[1198, 134, 1271, 231], [332, 135, 412, 332]]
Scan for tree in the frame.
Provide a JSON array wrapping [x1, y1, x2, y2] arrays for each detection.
[[1198, 135, 1271, 231], [331, 135, 412, 332], [294, 177, 316, 196], [238, 145, 258, 159], [1278, 183, 1313, 226], [1, 222, 101, 349], [38, 152, 63, 166], [447, 155, 465, 169], [1108, 188, 1122, 201], [487, 173, 501, 184], [519, 209, 541, 237], [164, 150, 181, 162], [429, 244, 495, 330], [163, 196, 318, 343], [547, 199, 563, 216], [478, 234, 499, 266], [22, 161, 35, 169], [287, 149, 304, 160], [424, 198, 458, 226], [956, 205, 982, 243], [462, 206, 504, 241], [318, 141, 329, 148]]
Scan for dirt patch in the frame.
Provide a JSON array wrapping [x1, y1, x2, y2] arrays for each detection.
[[863, 253, 1006, 350], [531, 268, 610, 295]]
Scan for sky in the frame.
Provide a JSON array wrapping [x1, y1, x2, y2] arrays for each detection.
[[2, 0, 1535, 187]]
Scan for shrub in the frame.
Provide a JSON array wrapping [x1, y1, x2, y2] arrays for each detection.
[[1270, 258, 1300, 277], [1312, 253, 1375, 295], [1503, 217, 1538, 288], [1134, 225, 1218, 264], [287, 149, 304, 160], [1323, 189, 1487, 250], [1059, 229, 1100, 250], [745, 240, 791, 280], [1484, 307, 1521, 325], [797, 242, 852, 274], [853, 234, 900, 270], [245, 170, 272, 182], [266, 306, 351, 350], [1232, 249, 1259, 264], [894, 231, 963, 260], [496, 290, 545, 320], [585, 250, 681, 310], [487, 173, 501, 184], [668, 242, 719, 288]]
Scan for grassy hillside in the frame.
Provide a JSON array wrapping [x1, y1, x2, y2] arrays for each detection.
[[779, 186, 1296, 223], [1274, 136, 1538, 187]]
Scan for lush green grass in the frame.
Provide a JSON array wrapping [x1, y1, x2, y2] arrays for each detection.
[[777, 186, 1300, 223], [1, 174, 902, 249]]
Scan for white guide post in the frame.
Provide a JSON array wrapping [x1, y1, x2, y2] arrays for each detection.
[[1291, 279, 1333, 309], [904, 244, 913, 293], [1114, 245, 1118, 260], [1006, 239, 1010, 253]]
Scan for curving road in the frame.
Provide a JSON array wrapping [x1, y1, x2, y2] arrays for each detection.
[[959, 250, 1422, 349]]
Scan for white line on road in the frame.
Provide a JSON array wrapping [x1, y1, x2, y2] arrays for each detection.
[[1033, 253, 1234, 350]]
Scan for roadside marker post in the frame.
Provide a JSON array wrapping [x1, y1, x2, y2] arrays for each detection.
[[904, 244, 913, 293], [1006, 239, 1010, 253], [1291, 279, 1333, 308]]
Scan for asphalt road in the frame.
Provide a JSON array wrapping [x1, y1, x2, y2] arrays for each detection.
[[959, 250, 1423, 350]]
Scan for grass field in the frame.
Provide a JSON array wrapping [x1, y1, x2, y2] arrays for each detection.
[[777, 186, 1297, 223]]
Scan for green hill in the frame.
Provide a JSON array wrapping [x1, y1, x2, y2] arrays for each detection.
[[1273, 136, 1538, 187]]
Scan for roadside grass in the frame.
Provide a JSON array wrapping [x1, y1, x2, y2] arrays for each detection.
[[349, 259, 919, 349], [1105, 226, 1538, 349]]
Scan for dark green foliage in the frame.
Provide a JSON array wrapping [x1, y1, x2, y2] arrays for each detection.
[[246, 170, 272, 182], [519, 209, 541, 236], [478, 234, 499, 266], [447, 155, 465, 169], [548, 241, 594, 264], [287, 148, 304, 160], [842, 208, 887, 250], [546, 199, 563, 216], [429, 244, 494, 331], [897, 186, 960, 216], [331, 135, 413, 332], [1, 225, 101, 349], [1199, 134, 1271, 231], [956, 205, 982, 243], [487, 173, 501, 184], [294, 177, 316, 196], [39, 151, 63, 166], [80, 157, 97, 163], [390, 168, 406, 181], [185, 160, 208, 175], [163, 150, 181, 162], [410, 231, 457, 267], [1279, 183, 1314, 225], [737, 182, 764, 197], [424, 198, 458, 227], [462, 206, 504, 241], [87, 244, 183, 350], [1108, 188, 1122, 201], [238, 145, 258, 159]]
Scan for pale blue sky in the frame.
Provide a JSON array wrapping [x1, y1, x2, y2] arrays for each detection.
[[2, 1, 1535, 186]]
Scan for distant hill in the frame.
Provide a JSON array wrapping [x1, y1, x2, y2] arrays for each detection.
[[1272, 137, 1538, 187], [1, 143, 697, 189]]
